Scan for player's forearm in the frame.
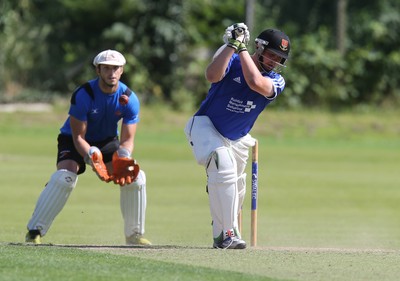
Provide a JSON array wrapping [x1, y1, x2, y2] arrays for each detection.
[[118, 141, 134, 155], [72, 135, 91, 158], [119, 123, 136, 154], [205, 45, 234, 83], [240, 52, 261, 84], [240, 52, 274, 97]]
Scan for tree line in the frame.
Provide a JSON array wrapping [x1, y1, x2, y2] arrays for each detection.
[[1, 0, 399, 110]]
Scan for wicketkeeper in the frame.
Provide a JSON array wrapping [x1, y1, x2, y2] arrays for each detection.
[[184, 23, 291, 249], [25, 50, 151, 245]]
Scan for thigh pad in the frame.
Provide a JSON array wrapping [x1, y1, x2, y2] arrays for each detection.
[[207, 147, 237, 184]]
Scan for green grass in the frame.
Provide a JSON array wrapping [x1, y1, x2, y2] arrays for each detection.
[[0, 104, 399, 281], [1, 245, 275, 281]]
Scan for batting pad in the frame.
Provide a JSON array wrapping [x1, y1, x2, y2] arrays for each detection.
[[120, 170, 147, 237], [237, 173, 247, 214], [207, 147, 239, 238], [27, 169, 78, 236]]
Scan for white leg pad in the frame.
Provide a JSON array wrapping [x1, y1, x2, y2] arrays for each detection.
[[207, 147, 238, 238], [27, 169, 77, 236], [120, 170, 147, 237], [237, 173, 247, 214]]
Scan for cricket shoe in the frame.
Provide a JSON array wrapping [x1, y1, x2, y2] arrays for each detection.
[[126, 234, 152, 246], [25, 230, 41, 244], [213, 236, 247, 249]]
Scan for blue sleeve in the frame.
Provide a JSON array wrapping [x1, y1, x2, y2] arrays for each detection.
[[68, 89, 91, 121], [272, 75, 285, 96], [224, 54, 238, 75], [265, 73, 285, 101], [123, 92, 140, 124]]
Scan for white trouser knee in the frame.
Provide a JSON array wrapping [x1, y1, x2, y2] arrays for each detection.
[[27, 169, 78, 236], [120, 170, 147, 237], [206, 147, 238, 238]]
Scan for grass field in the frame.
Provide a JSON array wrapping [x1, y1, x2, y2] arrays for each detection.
[[0, 104, 399, 281]]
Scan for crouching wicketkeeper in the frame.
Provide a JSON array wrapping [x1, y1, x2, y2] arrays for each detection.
[[25, 50, 151, 246]]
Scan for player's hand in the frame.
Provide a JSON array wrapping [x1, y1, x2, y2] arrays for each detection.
[[112, 148, 140, 186], [223, 23, 250, 46], [85, 146, 112, 182]]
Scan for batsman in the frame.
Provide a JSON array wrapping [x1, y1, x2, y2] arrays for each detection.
[[184, 23, 291, 249], [25, 50, 151, 245]]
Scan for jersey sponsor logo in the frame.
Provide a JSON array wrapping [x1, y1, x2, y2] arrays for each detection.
[[233, 77, 241, 84], [244, 101, 256, 112], [226, 98, 257, 114]]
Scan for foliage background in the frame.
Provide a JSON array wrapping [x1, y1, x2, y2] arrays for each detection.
[[1, 0, 400, 110]]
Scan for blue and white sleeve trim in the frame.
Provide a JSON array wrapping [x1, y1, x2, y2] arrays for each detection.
[[265, 75, 285, 100]]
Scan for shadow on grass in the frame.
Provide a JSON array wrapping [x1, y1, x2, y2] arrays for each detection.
[[7, 242, 399, 253], [7, 242, 211, 250]]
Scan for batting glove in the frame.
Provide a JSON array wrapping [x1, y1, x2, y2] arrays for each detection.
[[237, 42, 247, 53], [223, 23, 250, 45]]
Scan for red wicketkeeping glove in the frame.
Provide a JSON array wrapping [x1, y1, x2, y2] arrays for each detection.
[[112, 148, 140, 186], [85, 147, 112, 182]]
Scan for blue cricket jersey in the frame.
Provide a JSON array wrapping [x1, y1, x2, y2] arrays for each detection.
[[195, 53, 285, 140], [60, 78, 140, 142]]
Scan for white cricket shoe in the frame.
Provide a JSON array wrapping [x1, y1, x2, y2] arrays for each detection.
[[213, 236, 247, 249]]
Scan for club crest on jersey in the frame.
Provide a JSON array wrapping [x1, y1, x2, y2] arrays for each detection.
[[280, 39, 289, 51]]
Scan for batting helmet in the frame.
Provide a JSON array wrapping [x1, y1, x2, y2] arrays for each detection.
[[255, 29, 290, 65]]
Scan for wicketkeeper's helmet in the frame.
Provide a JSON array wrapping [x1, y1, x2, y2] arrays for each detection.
[[255, 29, 290, 65]]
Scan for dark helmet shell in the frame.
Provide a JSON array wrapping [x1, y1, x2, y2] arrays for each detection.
[[255, 29, 291, 64]]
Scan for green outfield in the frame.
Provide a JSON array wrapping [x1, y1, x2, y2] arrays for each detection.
[[0, 105, 399, 281]]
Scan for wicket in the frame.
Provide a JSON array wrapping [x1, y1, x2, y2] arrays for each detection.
[[251, 140, 258, 247], [238, 139, 259, 247]]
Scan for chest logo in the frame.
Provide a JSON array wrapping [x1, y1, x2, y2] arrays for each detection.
[[244, 101, 256, 112], [226, 98, 257, 113], [90, 108, 99, 114], [233, 77, 241, 84]]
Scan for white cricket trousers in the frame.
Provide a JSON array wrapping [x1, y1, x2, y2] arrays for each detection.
[[184, 116, 256, 238]]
